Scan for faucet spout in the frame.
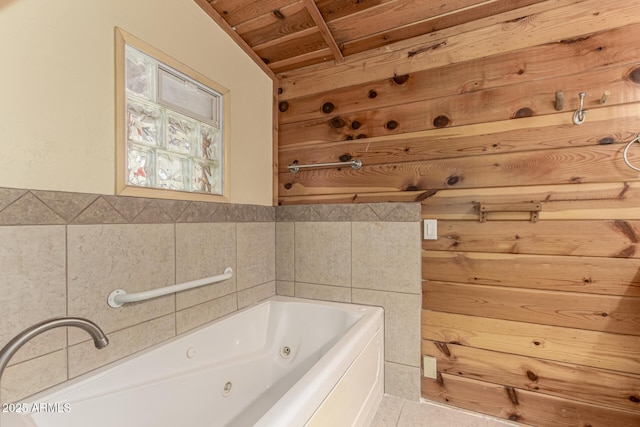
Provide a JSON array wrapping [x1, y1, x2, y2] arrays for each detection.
[[0, 317, 109, 400]]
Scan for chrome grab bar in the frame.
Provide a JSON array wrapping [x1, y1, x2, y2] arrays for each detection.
[[288, 159, 362, 173]]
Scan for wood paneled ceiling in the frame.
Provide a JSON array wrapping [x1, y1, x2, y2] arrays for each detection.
[[196, 0, 547, 76]]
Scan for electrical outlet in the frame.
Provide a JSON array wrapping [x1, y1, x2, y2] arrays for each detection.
[[423, 355, 437, 379]]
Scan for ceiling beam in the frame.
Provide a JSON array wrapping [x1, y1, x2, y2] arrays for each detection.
[[302, 0, 344, 63], [193, 0, 276, 80]]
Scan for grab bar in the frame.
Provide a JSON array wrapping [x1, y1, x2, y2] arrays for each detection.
[[288, 159, 362, 173], [107, 267, 233, 308]]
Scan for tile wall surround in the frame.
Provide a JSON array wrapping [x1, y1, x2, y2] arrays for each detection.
[[0, 187, 422, 405], [0, 187, 275, 403], [275, 204, 423, 401]]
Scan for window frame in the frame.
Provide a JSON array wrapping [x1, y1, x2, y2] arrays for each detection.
[[115, 27, 230, 202]]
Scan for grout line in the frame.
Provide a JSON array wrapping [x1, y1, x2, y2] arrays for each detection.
[[350, 221, 353, 303], [68, 196, 96, 224], [395, 398, 406, 427], [0, 190, 28, 216], [173, 222, 177, 337], [64, 224, 70, 380], [235, 222, 239, 310], [29, 191, 66, 224], [293, 221, 297, 297]]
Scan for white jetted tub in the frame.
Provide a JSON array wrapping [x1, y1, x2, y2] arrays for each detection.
[[2, 297, 384, 427]]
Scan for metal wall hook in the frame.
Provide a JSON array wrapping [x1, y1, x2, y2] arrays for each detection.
[[623, 133, 640, 172], [573, 92, 588, 125]]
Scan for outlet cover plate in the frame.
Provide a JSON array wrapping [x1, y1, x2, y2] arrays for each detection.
[[423, 219, 437, 240], [423, 355, 437, 379]]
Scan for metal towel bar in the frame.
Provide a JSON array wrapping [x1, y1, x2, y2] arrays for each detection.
[[288, 159, 362, 173]]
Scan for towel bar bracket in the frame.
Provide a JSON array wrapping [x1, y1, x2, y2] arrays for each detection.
[[477, 202, 542, 223]]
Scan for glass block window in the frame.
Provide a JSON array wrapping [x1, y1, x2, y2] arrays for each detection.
[[123, 44, 224, 196]]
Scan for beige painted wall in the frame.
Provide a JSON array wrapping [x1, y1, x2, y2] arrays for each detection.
[[0, 0, 273, 206]]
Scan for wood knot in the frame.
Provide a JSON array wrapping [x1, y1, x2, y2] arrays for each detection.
[[433, 115, 450, 128], [506, 15, 527, 23], [560, 36, 591, 44], [368, 89, 378, 99], [284, 183, 292, 190], [435, 342, 451, 357], [273, 9, 285, 19], [392, 74, 410, 85], [322, 102, 335, 114], [629, 395, 640, 403], [408, 42, 446, 58], [278, 101, 289, 112], [514, 107, 534, 118], [330, 117, 346, 128], [405, 185, 418, 191], [629, 67, 640, 84], [598, 137, 614, 145], [446, 175, 460, 186], [356, 134, 367, 139], [526, 370, 539, 382], [613, 220, 639, 243], [339, 154, 352, 162], [436, 372, 444, 387], [277, 88, 283, 95], [533, 340, 541, 346], [505, 387, 519, 405], [345, 135, 354, 141], [385, 120, 399, 130], [615, 246, 636, 258], [351, 120, 361, 130]]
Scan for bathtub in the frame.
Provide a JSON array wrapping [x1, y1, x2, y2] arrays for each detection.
[[2, 296, 384, 427]]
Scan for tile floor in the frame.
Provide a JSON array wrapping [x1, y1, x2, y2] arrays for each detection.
[[370, 395, 523, 427]]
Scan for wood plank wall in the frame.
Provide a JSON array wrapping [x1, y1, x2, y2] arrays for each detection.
[[276, 0, 640, 425]]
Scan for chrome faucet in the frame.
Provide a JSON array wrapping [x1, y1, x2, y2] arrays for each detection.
[[0, 317, 109, 397]]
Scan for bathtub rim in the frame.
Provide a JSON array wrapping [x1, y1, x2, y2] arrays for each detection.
[[253, 296, 384, 426], [3, 296, 384, 427]]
